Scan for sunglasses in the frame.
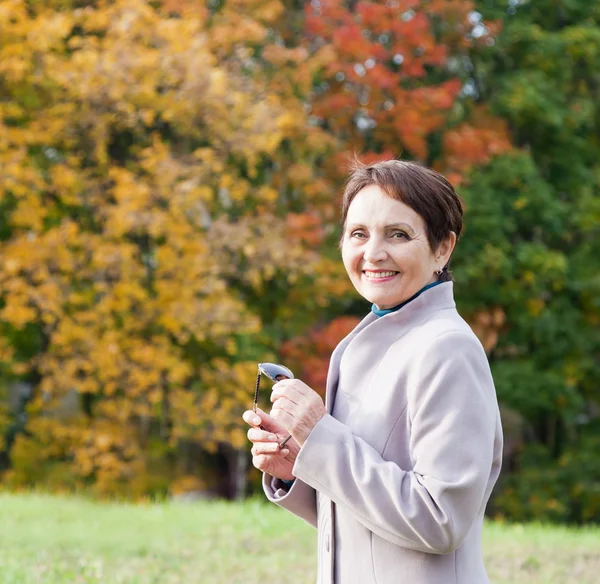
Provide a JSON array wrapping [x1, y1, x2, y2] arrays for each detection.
[[253, 363, 294, 449]]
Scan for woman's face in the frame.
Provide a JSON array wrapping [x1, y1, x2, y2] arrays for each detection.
[[341, 185, 454, 310]]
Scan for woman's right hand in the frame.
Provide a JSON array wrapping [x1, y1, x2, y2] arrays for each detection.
[[243, 407, 299, 482]]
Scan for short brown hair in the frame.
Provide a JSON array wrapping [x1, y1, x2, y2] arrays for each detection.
[[341, 159, 463, 282]]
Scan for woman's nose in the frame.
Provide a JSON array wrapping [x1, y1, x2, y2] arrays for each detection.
[[363, 238, 388, 262]]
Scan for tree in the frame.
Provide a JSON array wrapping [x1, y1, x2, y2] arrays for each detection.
[[0, 0, 336, 497], [272, 0, 600, 522], [456, 0, 600, 522], [281, 0, 514, 409], [304, 0, 512, 182]]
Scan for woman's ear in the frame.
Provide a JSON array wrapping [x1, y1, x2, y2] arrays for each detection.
[[437, 231, 457, 267]]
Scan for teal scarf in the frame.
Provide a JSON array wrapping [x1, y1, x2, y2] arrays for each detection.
[[371, 280, 444, 318]]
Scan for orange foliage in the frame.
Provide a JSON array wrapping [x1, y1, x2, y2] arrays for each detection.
[[305, 0, 511, 179], [441, 109, 513, 185], [280, 317, 362, 393]]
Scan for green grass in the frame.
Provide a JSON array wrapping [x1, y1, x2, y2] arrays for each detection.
[[0, 492, 598, 583]]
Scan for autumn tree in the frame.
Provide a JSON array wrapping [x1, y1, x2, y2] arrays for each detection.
[[279, 1, 514, 399], [0, 0, 336, 497], [276, 0, 600, 523], [302, 0, 512, 180], [2, 0, 598, 522]]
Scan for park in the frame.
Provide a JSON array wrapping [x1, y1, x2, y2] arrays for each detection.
[[0, 1, 598, 582]]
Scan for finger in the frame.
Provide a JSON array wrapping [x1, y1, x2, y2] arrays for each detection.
[[252, 442, 285, 456], [273, 378, 310, 394], [252, 454, 271, 472], [271, 384, 303, 405], [272, 397, 296, 416], [252, 453, 288, 472], [272, 378, 300, 388], [271, 407, 294, 429], [247, 428, 280, 443], [242, 410, 263, 427], [243, 407, 275, 430], [252, 407, 288, 433]]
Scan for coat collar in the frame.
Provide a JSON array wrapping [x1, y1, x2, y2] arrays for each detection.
[[325, 282, 456, 413]]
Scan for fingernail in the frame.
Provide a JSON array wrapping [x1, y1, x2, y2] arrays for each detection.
[[252, 416, 261, 425]]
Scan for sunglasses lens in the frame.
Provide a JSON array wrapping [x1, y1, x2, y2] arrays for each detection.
[[258, 363, 294, 381]]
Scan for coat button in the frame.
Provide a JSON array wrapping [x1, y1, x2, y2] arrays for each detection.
[[325, 534, 330, 552]]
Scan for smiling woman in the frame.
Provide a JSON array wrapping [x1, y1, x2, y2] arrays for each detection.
[[341, 183, 456, 309], [243, 159, 503, 584]]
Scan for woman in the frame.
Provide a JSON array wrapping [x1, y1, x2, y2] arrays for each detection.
[[243, 159, 503, 584]]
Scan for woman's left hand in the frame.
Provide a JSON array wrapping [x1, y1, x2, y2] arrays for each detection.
[[270, 379, 327, 447]]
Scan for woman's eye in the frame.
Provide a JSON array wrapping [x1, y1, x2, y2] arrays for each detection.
[[391, 231, 408, 239], [351, 231, 367, 239]]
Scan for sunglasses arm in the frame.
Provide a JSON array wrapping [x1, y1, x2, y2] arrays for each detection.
[[253, 364, 294, 448]]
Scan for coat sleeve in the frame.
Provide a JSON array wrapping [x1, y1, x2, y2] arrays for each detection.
[[262, 472, 318, 529], [290, 331, 501, 554]]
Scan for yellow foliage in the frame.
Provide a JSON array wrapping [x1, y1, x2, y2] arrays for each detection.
[[0, 0, 337, 497]]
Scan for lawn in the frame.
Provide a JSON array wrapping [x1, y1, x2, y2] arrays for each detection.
[[0, 492, 598, 583]]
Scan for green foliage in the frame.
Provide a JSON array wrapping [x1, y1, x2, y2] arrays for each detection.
[[463, 0, 600, 522], [496, 432, 600, 523], [492, 360, 583, 422]]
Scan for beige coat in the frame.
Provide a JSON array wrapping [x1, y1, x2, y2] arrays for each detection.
[[263, 282, 503, 584]]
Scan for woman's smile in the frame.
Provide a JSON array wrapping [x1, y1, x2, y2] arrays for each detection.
[[362, 269, 400, 283]]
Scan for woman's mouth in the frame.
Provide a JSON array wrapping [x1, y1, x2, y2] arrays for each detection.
[[362, 270, 399, 282]]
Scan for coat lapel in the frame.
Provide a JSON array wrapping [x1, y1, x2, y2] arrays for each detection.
[[325, 312, 377, 413], [323, 282, 456, 414]]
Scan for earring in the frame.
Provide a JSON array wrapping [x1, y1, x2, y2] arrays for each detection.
[[435, 266, 444, 275]]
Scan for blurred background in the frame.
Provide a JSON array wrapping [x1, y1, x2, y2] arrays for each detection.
[[0, 0, 598, 525]]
